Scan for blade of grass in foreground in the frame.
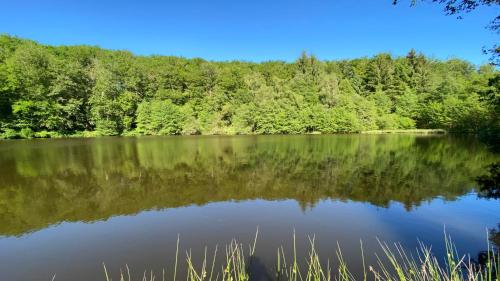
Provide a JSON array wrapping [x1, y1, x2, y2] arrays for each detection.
[[97, 230, 498, 281]]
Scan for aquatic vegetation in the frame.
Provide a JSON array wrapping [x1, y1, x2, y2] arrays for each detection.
[[101, 231, 499, 281]]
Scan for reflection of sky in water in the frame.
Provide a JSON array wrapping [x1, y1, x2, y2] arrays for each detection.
[[1, 194, 498, 281]]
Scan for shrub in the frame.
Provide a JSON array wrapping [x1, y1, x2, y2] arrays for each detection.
[[19, 127, 34, 138], [34, 131, 62, 138], [1, 128, 20, 139]]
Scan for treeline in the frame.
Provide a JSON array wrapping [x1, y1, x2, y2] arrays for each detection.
[[0, 35, 498, 138]]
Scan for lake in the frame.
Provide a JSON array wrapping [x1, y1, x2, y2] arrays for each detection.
[[0, 134, 499, 281]]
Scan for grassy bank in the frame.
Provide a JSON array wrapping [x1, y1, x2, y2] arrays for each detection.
[[361, 129, 447, 135], [100, 231, 499, 281], [0, 129, 450, 140]]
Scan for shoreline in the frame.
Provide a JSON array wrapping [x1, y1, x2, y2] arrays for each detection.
[[0, 129, 450, 140], [360, 129, 447, 134]]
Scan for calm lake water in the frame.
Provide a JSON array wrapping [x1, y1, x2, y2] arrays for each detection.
[[0, 134, 499, 281]]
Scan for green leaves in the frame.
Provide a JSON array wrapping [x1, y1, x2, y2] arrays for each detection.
[[0, 34, 497, 138], [136, 100, 185, 135]]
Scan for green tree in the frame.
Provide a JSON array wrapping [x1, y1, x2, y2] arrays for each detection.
[[136, 99, 185, 135], [0, 34, 498, 139]]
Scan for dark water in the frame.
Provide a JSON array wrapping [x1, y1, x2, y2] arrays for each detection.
[[0, 135, 498, 281]]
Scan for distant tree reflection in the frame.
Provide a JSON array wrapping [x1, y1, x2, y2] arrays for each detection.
[[477, 162, 500, 200], [474, 162, 499, 277], [476, 162, 500, 247], [490, 224, 500, 248]]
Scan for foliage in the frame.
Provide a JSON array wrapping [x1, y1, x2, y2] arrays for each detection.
[[101, 232, 500, 281], [136, 99, 185, 135], [0, 35, 498, 138]]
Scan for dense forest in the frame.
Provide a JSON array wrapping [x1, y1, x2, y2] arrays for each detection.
[[0, 35, 498, 139]]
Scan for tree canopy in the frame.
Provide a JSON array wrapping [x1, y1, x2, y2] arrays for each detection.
[[0, 35, 498, 140]]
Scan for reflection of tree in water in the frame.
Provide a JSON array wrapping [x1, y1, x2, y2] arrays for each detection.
[[0, 135, 497, 236], [477, 162, 500, 200], [474, 162, 499, 276], [476, 162, 499, 248], [471, 225, 500, 279], [247, 256, 273, 281], [490, 224, 500, 249]]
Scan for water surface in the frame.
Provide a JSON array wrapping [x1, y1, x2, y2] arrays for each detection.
[[0, 135, 498, 280]]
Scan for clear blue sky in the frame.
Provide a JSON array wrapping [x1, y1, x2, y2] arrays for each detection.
[[0, 0, 497, 64]]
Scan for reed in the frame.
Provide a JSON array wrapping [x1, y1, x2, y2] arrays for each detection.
[[101, 231, 498, 281]]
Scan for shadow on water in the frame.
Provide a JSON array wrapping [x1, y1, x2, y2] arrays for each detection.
[[247, 256, 274, 281]]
